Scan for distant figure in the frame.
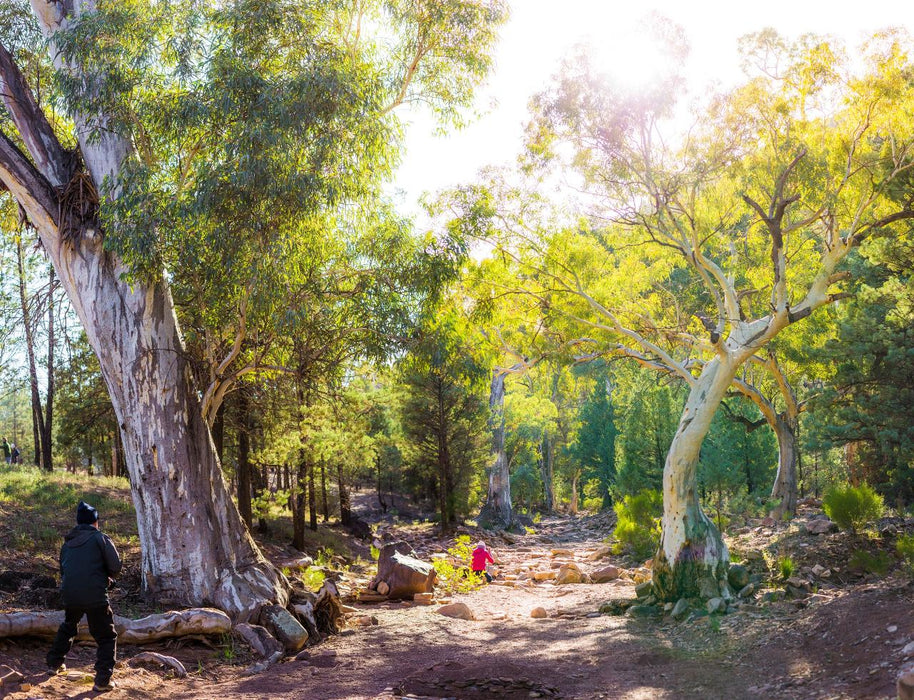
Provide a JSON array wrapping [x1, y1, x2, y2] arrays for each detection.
[[1, 438, 9, 464], [471, 540, 495, 583], [10, 444, 19, 465], [46, 501, 122, 693]]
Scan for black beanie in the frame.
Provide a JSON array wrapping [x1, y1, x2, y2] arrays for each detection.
[[76, 501, 98, 525]]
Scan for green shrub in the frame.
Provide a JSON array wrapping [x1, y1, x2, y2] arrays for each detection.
[[432, 535, 483, 595], [822, 483, 884, 533], [613, 489, 662, 559], [777, 556, 795, 580], [896, 534, 914, 574], [848, 549, 892, 576]]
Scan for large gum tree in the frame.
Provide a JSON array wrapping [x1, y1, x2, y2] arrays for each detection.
[[452, 29, 914, 600], [0, 0, 504, 618]]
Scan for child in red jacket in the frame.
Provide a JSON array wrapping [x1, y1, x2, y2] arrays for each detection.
[[471, 541, 495, 582]]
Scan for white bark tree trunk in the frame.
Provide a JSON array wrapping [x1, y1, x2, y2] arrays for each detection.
[[478, 370, 514, 529], [768, 412, 799, 520], [0, 5, 288, 620], [652, 357, 735, 601]]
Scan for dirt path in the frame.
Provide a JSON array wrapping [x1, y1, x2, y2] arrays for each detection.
[[2, 513, 912, 699]]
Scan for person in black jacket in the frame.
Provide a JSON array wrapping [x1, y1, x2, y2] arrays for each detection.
[[46, 501, 122, 693]]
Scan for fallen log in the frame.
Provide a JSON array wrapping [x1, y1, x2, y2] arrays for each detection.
[[0, 608, 231, 643]]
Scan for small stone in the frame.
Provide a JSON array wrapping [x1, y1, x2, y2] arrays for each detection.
[[634, 581, 654, 599], [804, 519, 836, 535], [589, 565, 621, 583], [550, 548, 575, 557], [671, 598, 690, 620], [898, 670, 914, 700], [413, 592, 434, 605], [555, 563, 584, 585], [888, 625, 899, 633], [902, 641, 914, 657], [530, 607, 548, 619], [706, 597, 726, 614], [533, 571, 556, 581], [19, 683, 31, 691], [437, 602, 475, 620], [627, 604, 661, 618], [738, 583, 755, 598], [376, 581, 390, 596]]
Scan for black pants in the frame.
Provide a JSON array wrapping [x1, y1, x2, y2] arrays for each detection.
[[46, 605, 117, 683]]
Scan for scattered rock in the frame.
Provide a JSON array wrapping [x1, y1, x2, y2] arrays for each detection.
[[738, 583, 756, 598], [727, 564, 750, 590], [634, 581, 654, 599], [376, 581, 390, 596], [599, 598, 634, 616], [348, 615, 378, 627], [260, 605, 309, 652], [888, 625, 899, 634], [804, 519, 837, 535], [810, 564, 830, 578], [627, 604, 661, 619], [550, 548, 575, 558], [555, 563, 584, 585], [903, 641, 914, 657], [533, 571, 556, 581], [413, 592, 434, 605], [437, 602, 475, 621], [671, 598, 690, 620], [706, 598, 726, 614], [530, 607, 548, 619], [587, 546, 613, 561], [233, 623, 284, 659], [590, 565, 621, 583], [762, 589, 787, 603]]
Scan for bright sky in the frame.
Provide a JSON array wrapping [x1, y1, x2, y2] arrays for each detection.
[[391, 0, 914, 218]]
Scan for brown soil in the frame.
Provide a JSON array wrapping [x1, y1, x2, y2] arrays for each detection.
[[1, 507, 913, 700]]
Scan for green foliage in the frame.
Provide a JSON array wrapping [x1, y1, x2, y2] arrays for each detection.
[[777, 556, 795, 580], [612, 489, 662, 558], [431, 535, 483, 595], [897, 534, 914, 574], [569, 371, 617, 509], [823, 483, 884, 533], [848, 549, 892, 576], [300, 567, 326, 592], [398, 309, 488, 529]]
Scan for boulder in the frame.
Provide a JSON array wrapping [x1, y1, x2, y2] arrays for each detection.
[[590, 565, 621, 583], [804, 519, 837, 535], [376, 542, 436, 599], [260, 605, 309, 653], [555, 563, 584, 585], [437, 602, 475, 621], [627, 604, 661, 619], [727, 564, 750, 590], [530, 607, 548, 619], [671, 598, 690, 620]]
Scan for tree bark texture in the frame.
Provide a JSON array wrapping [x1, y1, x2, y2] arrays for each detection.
[[652, 358, 734, 602], [478, 370, 513, 530], [768, 413, 799, 521], [43, 265, 55, 471], [0, 9, 287, 619], [236, 390, 253, 529]]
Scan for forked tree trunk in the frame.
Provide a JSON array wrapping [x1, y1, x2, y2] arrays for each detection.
[[768, 412, 799, 520], [652, 358, 734, 602], [478, 370, 513, 530]]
